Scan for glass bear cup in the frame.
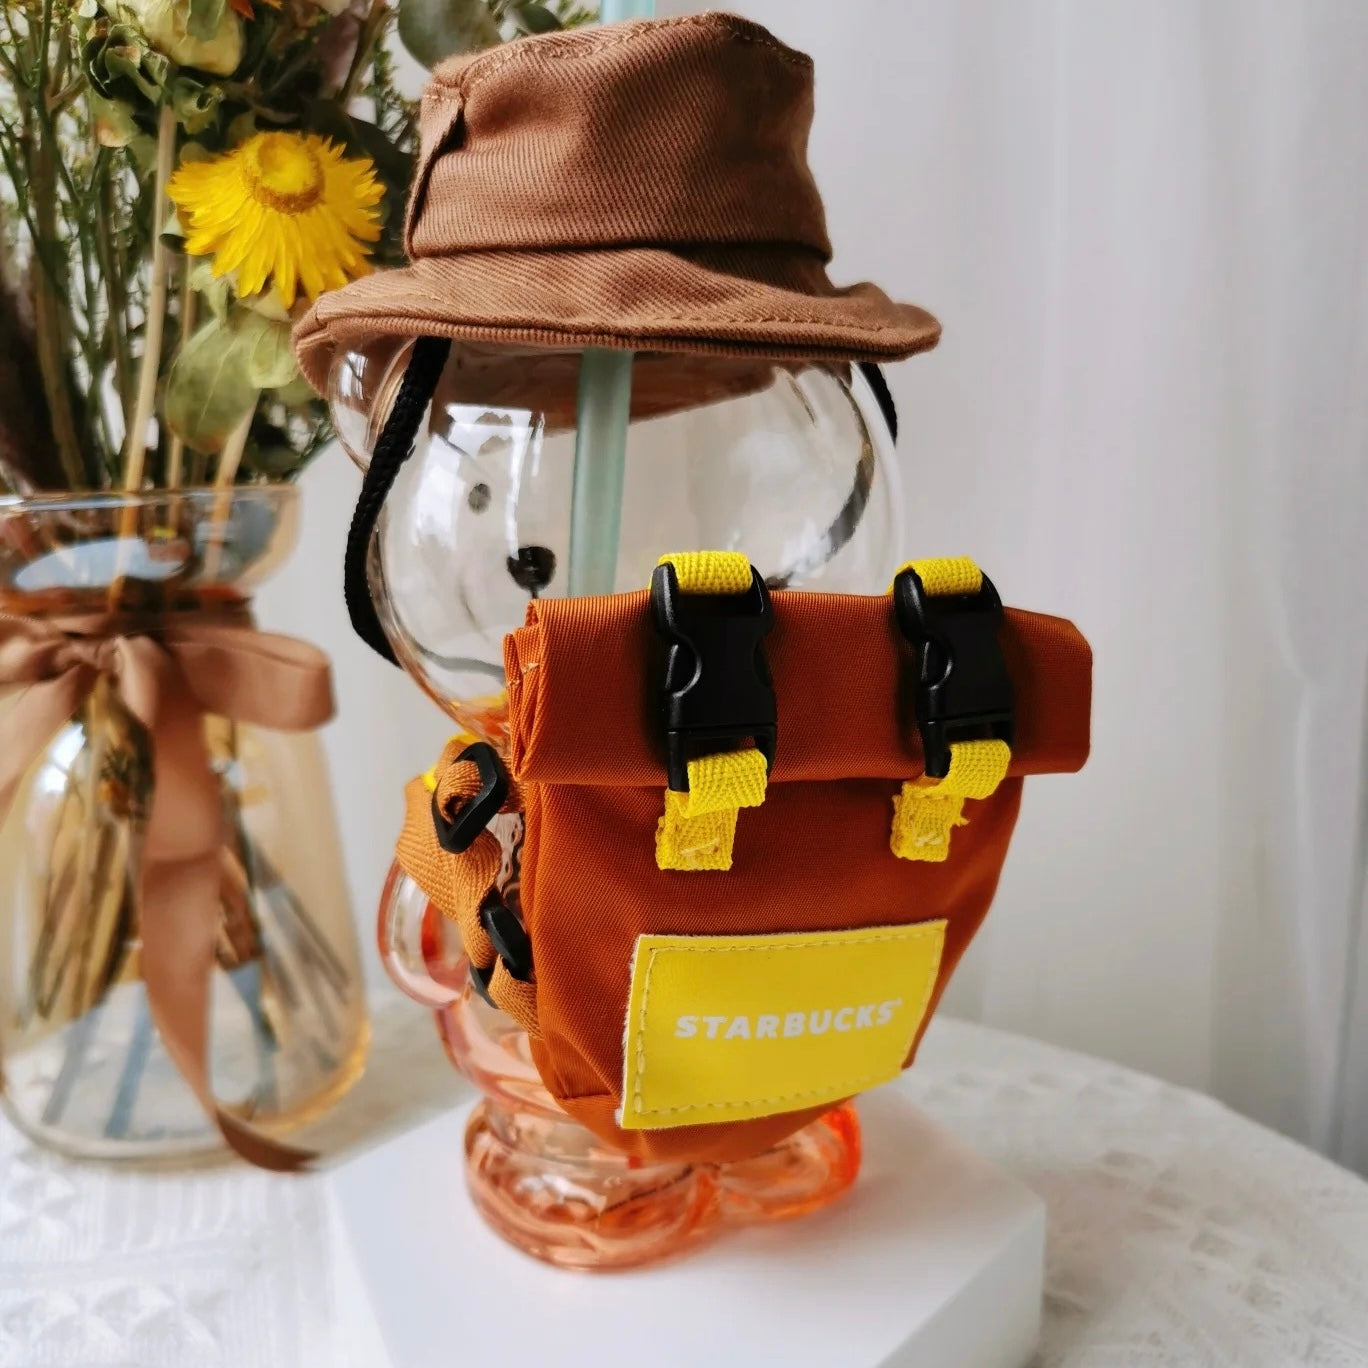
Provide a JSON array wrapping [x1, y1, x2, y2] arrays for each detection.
[[332, 343, 902, 1268]]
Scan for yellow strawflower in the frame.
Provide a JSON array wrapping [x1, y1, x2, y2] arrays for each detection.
[[169, 132, 385, 309]]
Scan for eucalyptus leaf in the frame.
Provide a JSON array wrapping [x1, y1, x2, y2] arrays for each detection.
[[108, 0, 242, 76], [127, 134, 159, 172], [163, 314, 259, 454], [226, 111, 257, 146], [85, 22, 170, 105], [272, 374, 321, 409], [398, 0, 501, 68], [169, 76, 222, 136], [242, 316, 300, 390], [90, 94, 139, 149], [159, 209, 184, 249], [186, 0, 228, 42], [245, 438, 305, 479], [241, 420, 302, 479], [508, 2, 562, 34], [546, 1, 598, 25], [240, 289, 292, 323], [188, 260, 233, 323]]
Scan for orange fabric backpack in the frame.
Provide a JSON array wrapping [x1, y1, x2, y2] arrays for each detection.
[[396, 553, 1091, 1164]]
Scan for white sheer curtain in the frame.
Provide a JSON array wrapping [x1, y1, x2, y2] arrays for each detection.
[[264, 0, 1368, 1168], [658, 0, 1368, 1165]]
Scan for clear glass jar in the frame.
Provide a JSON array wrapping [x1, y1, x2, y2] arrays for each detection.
[[0, 488, 367, 1162], [336, 346, 897, 1265]]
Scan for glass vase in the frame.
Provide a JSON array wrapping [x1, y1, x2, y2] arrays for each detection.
[[0, 488, 367, 1162]]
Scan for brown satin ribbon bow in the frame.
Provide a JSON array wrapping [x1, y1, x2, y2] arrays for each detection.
[[0, 609, 336, 1171]]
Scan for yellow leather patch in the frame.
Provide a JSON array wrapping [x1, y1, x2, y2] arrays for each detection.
[[619, 922, 946, 1130]]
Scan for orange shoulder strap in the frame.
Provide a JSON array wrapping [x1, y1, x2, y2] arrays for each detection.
[[393, 737, 539, 1035]]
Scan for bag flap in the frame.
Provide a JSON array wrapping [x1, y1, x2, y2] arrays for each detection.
[[505, 588, 1091, 786]]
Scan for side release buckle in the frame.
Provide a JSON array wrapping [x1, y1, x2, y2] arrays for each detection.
[[468, 897, 534, 1003], [431, 741, 507, 854], [650, 562, 777, 793], [427, 742, 533, 1001], [894, 566, 1014, 780]]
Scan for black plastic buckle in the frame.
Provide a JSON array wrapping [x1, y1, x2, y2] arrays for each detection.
[[468, 897, 534, 1003], [431, 741, 507, 855], [650, 562, 777, 793], [894, 566, 1014, 781]]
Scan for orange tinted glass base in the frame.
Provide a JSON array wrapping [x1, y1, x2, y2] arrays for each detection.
[[381, 872, 862, 1271], [448, 988, 861, 1271]]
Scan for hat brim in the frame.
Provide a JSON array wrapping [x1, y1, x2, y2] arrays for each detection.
[[294, 245, 940, 402]]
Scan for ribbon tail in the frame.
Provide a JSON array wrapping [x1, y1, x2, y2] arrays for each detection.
[[139, 849, 315, 1172], [129, 639, 314, 1173]]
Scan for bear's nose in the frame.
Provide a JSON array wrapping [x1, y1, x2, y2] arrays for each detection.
[[506, 545, 557, 596]]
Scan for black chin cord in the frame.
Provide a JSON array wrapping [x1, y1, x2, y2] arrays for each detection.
[[343, 336, 452, 664], [857, 361, 898, 444]]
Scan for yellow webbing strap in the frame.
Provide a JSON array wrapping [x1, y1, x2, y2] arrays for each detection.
[[891, 738, 1011, 862], [890, 557, 1012, 863], [658, 550, 753, 595], [899, 554, 982, 598], [655, 552, 769, 872], [396, 735, 539, 1035], [421, 731, 476, 793], [657, 749, 769, 871]]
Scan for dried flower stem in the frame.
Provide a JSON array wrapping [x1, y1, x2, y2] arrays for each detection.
[[68, 679, 110, 1012], [342, 0, 390, 104], [215, 409, 253, 491], [202, 407, 253, 582], [164, 265, 197, 492], [120, 106, 176, 495], [94, 161, 134, 442], [31, 143, 87, 489]]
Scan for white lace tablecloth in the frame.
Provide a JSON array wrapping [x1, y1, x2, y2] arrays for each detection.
[[4, 1000, 1367, 1368]]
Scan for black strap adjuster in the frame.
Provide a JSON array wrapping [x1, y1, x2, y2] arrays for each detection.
[[650, 562, 777, 793], [431, 741, 508, 854], [468, 897, 534, 1003], [894, 566, 1014, 781]]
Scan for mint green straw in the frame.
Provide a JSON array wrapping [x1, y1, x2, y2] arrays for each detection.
[[567, 0, 656, 598]]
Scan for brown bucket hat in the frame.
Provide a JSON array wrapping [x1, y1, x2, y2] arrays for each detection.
[[293, 12, 940, 407]]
